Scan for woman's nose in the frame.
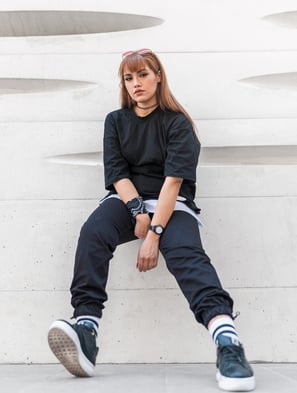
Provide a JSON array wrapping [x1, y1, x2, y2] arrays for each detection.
[[133, 77, 141, 87]]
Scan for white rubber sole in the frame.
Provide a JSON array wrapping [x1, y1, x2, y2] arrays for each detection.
[[48, 320, 95, 377], [216, 370, 256, 391]]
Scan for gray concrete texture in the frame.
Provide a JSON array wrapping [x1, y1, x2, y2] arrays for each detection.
[[1, 364, 297, 393]]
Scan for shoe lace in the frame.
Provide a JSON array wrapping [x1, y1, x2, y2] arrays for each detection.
[[219, 345, 245, 364]]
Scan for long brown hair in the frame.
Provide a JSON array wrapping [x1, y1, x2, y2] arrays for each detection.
[[118, 51, 196, 130]]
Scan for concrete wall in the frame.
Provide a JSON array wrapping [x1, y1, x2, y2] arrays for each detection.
[[1, 0, 297, 363]]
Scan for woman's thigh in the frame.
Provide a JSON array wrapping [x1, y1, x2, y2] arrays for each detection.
[[83, 197, 137, 246]]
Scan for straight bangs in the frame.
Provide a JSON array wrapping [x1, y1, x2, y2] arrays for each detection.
[[119, 54, 148, 79]]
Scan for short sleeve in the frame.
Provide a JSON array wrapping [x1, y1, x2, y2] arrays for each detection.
[[164, 114, 200, 181], [103, 112, 131, 190]]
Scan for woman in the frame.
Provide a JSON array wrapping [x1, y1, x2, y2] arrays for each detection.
[[48, 49, 255, 391]]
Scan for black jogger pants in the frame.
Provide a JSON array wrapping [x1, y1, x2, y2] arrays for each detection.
[[70, 198, 233, 328]]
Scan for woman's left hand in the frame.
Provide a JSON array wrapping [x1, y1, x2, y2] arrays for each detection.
[[136, 233, 160, 272]]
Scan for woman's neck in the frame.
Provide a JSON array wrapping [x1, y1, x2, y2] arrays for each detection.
[[134, 102, 158, 117], [136, 102, 158, 110]]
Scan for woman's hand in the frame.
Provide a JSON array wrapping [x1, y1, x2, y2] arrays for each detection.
[[136, 231, 160, 272], [134, 213, 151, 239]]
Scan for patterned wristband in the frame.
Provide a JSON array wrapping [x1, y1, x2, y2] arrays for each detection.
[[126, 196, 148, 218]]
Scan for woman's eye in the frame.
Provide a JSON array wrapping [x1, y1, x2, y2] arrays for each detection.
[[124, 77, 132, 81], [140, 73, 148, 78]]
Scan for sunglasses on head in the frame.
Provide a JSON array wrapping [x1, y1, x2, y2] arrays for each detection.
[[122, 48, 152, 59]]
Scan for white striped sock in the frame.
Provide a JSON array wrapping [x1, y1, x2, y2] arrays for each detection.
[[208, 316, 240, 344], [76, 315, 99, 336]]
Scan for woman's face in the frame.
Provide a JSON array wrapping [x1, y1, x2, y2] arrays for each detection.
[[123, 65, 160, 106]]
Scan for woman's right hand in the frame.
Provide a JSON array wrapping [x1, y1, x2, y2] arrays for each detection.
[[134, 213, 151, 239]]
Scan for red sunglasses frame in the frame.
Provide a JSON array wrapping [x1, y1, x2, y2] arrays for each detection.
[[122, 48, 152, 59]]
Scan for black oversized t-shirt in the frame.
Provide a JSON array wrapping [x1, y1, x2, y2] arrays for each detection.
[[103, 107, 201, 213]]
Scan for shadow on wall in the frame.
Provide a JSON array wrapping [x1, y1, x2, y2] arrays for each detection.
[[45, 145, 297, 167], [0, 10, 163, 36], [262, 10, 297, 29]]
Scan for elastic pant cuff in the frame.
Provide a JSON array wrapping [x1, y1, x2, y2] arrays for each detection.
[[198, 306, 234, 329], [72, 304, 103, 319]]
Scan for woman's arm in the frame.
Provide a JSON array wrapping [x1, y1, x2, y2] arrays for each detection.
[[114, 178, 139, 203], [114, 178, 151, 239], [136, 176, 183, 272], [150, 176, 183, 228]]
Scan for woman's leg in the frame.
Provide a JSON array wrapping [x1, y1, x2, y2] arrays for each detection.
[[70, 197, 136, 319], [159, 211, 255, 391], [159, 211, 233, 328], [48, 197, 136, 377]]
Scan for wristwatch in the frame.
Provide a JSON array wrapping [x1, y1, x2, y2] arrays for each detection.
[[149, 225, 165, 236]]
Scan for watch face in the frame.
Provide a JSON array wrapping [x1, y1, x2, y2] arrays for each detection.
[[155, 225, 163, 235], [150, 225, 164, 235]]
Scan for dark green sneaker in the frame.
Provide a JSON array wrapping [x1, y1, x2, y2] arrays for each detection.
[[216, 335, 255, 391], [48, 320, 98, 377]]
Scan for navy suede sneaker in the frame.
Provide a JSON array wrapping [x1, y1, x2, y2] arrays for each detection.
[[216, 335, 255, 391], [48, 320, 98, 377]]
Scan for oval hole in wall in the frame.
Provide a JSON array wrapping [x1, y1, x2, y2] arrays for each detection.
[[0, 78, 96, 94], [200, 146, 297, 166], [46, 147, 297, 167], [46, 152, 103, 166], [238, 72, 297, 93], [262, 11, 297, 29], [0, 11, 163, 37]]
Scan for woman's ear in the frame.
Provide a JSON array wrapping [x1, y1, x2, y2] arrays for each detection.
[[157, 70, 161, 82]]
